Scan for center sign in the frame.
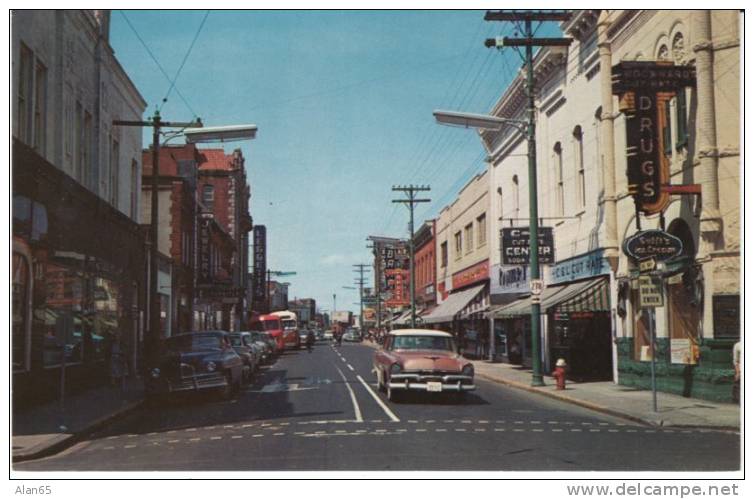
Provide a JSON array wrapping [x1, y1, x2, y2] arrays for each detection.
[[501, 227, 554, 265]]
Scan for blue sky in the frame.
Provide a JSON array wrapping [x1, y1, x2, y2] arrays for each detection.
[[110, 10, 548, 314]]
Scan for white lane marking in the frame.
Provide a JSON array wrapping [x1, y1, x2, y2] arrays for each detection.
[[335, 365, 363, 423], [210, 436, 222, 440], [231, 435, 243, 439], [124, 444, 137, 449], [552, 429, 563, 432], [415, 429, 427, 432], [494, 428, 505, 432], [347, 364, 355, 372], [189, 437, 201, 442], [355, 374, 401, 422], [341, 357, 347, 363], [252, 434, 264, 438]]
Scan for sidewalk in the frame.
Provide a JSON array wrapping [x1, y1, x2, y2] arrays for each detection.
[[12, 377, 144, 463], [471, 360, 740, 431]]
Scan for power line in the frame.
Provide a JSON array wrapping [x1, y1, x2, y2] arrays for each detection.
[[160, 10, 211, 112], [118, 11, 200, 118]]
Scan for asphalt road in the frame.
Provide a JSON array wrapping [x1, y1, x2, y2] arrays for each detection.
[[15, 340, 740, 471]]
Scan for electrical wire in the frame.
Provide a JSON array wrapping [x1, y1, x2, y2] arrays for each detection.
[[160, 10, 210, 113], [118, 10, 200, 118]]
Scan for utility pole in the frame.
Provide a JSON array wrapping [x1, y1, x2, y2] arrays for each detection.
[[392, 185, 431, 329], [114, 111, 202, 364], [353, 264, 371, 330], [484, 10, 571, 386], [366, 242, 383, 332]]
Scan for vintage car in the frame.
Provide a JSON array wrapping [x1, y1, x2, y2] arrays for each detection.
[[373, 329, 475, 401], [228, 332, 258, 382], [146, 331, 245, 400]]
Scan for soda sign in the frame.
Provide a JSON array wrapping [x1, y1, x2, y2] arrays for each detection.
[[501, 227, 554, 265]]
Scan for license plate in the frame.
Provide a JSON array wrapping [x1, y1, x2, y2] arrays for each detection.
[[426, 382, 442, 392]]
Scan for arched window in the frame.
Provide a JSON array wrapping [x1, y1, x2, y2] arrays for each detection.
[[573, 126, 585, 208], [553, 142, 564, 216], [203, 184, 214, 212]]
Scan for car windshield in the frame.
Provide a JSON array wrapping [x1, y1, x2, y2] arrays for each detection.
[[392, 335, 454, 351], [282, 320, 296, 329], [260, 320, 280, 331], [229, 336, 244, 347], [164, 334, 224, 352]]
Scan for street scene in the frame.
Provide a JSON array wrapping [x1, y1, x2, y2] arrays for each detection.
[[10, 9, 742, 478]]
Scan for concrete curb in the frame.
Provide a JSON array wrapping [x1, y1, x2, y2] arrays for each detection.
[[475, 372, 739, 432], [13, 399, 144, 464]]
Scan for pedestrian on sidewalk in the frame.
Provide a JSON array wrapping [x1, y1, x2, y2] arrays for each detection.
[[732, 340, 741, 404]]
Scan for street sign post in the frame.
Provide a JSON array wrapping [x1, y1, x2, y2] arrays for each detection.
[[638, 275, 664, 308], [639, 258, 656, 273]]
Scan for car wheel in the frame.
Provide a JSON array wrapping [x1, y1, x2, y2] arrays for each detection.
[[220, 372, 234, 400], [386, 379, 401, 402]]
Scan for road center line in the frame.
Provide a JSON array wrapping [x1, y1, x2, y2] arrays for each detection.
[[355, 374, 400, 422], [335, 365, 364, 423], [347, 364, 355, 371]]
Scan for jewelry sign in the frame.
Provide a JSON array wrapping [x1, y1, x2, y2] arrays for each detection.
[[611, 61, 695, 216], [252, 225, 267, 311]]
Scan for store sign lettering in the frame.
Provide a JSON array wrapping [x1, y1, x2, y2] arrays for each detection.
[[252, 225, 267, 308], [452, 260, 489, 289], [612, 61, 696, 216], [501, 227, 554, 265], [622, 230, 683, 261], [490, 264, 530, 295], [550, 250, 610, 285]]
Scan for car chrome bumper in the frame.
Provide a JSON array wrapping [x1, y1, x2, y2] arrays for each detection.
[[149, 364, 228, 394], [387, 374, 475, 392]]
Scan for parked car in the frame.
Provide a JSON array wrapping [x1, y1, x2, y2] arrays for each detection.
[[343, 329, 361, 342], [324, 330, 334, 340], [229, 332, 258, 381], [298, 329, 311, 348], [372, 329, 475, 402], [145, 331, 245, 401], [249, 331, 273, 363]]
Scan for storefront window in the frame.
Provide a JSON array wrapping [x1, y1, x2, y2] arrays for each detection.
[[40, 258, 124, 368], [13, 251, 31, 372]]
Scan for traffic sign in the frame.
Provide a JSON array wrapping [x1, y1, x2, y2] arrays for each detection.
[[530, 279, 544, 296], [638, 276, 663, 308], [639, 258, 656, 272]]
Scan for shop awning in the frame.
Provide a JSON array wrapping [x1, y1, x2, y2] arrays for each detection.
[[490, 277, 610, 318], [390, 309, 412, 326], [422, 284, 486, 324], [553, 277, 610, 312], [393, 309, 423, 326]]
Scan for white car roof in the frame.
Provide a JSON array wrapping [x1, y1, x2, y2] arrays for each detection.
[[389, 329, 453, 338]]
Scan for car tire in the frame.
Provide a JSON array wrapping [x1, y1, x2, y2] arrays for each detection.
[[220, 372, 234, 400], [386, 379, 401, 402]]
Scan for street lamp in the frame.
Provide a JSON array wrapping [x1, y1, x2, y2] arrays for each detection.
[[433, 110, 526, 133], [114, 111, 257, 365], [434, 108, 545, 387]]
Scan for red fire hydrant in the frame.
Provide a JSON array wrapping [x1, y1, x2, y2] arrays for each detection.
[[552, 358, 567, 390]]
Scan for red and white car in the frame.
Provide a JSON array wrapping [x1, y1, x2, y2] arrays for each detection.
[[372, 329, 476, 402]]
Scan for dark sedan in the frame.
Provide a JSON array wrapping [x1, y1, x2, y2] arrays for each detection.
[[145, 331, 245, 401], [229, 332, 257, 382]]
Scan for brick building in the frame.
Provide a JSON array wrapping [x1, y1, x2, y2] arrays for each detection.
[[197, 149, 252, 330]]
